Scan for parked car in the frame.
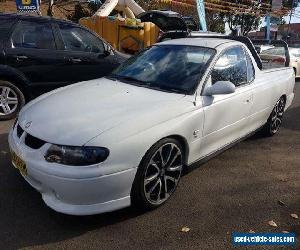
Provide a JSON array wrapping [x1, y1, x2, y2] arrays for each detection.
[[137, 10, 190, 42], [259, 46, 300, 77], [254, 45, 274, 54], [182, 16, 198, 31], [137, 11, 225, 43], [289, 47, 300, 77], [0, 13, 128, 120], [9, 37, 295, 215]]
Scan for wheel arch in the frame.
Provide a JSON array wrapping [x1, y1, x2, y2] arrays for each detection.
[[0, 67, 31, 101], [166, 134, 190, 166], [281, 94, 287, 103], [137, 134, 190, 168]]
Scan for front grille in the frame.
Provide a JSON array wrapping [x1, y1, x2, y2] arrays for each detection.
[[17, 125, 24, 138], [24, 134, 46, 149]]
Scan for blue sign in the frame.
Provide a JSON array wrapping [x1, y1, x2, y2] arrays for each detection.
[[16, 0, 40, 13]]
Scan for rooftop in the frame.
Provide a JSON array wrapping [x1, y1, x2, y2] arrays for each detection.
[[159, 37, 235, 49]]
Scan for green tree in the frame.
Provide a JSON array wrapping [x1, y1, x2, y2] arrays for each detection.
[[219, 0, 271, 36], [206, 10, 225, 33]]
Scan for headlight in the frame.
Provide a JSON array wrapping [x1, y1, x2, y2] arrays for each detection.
[[45, 145, 109, 166]]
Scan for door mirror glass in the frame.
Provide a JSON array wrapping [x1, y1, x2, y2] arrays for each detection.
[[203, 81, 235, 96]]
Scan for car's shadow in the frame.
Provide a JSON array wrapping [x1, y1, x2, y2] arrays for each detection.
[[281, 105, 300, 131], [247, 103, 300, 142]]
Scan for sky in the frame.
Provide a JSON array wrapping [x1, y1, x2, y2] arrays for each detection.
[[285, 7, 300, 23]]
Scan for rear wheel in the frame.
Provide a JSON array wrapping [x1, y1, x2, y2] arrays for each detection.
[[262, 96, 286, 136], [0, 81, 25, 121], [131, 138, 184, 210]]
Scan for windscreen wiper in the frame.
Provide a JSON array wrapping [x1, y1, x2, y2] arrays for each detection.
[[108, 75, 149, 85]]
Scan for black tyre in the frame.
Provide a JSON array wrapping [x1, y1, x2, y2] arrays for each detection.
[[0, 80, 25, 121], [262, 96, 286, 137], [131, 138, 184, 210]]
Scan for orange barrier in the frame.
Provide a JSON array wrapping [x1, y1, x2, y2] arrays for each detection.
[[80, 16, 160, 54]]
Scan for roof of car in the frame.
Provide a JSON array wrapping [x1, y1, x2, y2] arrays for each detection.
[[158, 38, 236, 49], [0, 12, 74, 24]]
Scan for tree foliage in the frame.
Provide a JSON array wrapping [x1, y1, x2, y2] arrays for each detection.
[[206, 10, 225, 33], [219, 0, 272, 35]]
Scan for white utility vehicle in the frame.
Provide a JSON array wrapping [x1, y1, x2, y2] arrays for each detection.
[[9, 37, 295, 215]]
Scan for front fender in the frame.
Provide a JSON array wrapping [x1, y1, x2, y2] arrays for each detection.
[[86, 103, 204, 172]]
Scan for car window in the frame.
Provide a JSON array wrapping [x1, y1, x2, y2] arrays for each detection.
[[0, 18, 14, 40], [58, 24, 104, 53], [11, 21, 56, 50], [211, 46, 248, 87]]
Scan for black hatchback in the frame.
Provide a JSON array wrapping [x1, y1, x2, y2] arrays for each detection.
[[0, 13, 128, 120]]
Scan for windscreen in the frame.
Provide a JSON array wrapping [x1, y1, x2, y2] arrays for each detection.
[[110, 45, 215, 94]]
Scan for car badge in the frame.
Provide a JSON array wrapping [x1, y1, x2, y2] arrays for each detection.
[[25, 121, 32, 129]]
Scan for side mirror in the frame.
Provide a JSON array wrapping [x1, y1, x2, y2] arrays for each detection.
[[203, 81, 235, 96]]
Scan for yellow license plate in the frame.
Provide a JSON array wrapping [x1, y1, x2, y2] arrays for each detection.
[[10, 149, 27, 176]]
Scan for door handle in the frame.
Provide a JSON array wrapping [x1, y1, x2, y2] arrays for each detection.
[[15, 55, 28, 62], [69, 58, 82, 63]]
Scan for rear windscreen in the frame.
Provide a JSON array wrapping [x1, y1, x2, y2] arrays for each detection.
[[252, 40, 289, 69]]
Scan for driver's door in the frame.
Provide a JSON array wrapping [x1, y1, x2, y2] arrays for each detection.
[[54, 22, 119, 82], [199, 46, 254, 158]]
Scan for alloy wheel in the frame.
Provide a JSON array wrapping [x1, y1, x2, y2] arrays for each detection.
[[143, 143, 183, 205], [270, 97, 285, 134], [0, 86, 19, 116]]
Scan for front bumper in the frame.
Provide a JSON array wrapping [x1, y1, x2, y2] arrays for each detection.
[[8, 126, 137, 216]]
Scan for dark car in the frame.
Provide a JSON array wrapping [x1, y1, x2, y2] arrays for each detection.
[[0, 13, 128, 120], [137, 10, 190, 43], [182, 16, 199, 31], [138, 11, 202, 42]]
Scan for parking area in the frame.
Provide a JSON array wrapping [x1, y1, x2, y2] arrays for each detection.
[[0, 80, 299, 249]]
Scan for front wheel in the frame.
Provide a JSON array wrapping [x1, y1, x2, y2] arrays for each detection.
[[262, 96, 286, 136], [0, 81, 25, 121], [131, 138, 184, 210]]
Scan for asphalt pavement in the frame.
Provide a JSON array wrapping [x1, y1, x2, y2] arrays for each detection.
[[0, 80, 299, 250]]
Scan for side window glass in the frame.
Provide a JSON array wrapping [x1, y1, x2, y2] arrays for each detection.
[[58, 24, 104, 53], [211, 47, 248, 87], [246, 52, 255, 82], [11, 21, 56, 50], [0, 18, 14, 39]]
